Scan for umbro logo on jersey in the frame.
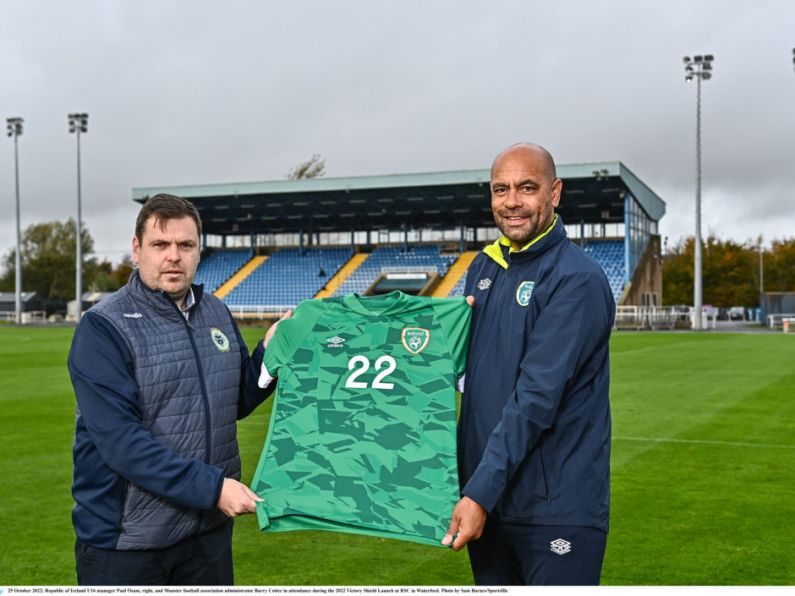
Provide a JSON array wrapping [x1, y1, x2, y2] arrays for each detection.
[[123, 312, 143, 318], [326, 336, 346, 348], [550, 538, 571, 555], [477, 278, 492, 291]]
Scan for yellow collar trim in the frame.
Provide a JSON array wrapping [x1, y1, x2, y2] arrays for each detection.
[[483, 215, 558, 270]]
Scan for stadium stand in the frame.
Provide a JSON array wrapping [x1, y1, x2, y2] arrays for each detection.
[[214, 256, 268, 300], [134, 163, 665, 314], [434, 251, 478, 297], [333, 246, 456, 297], [448, 274, 467, 297], [194, 248, 253, 293], [446, 244, 625, 302], [315, 254, 369, 298], [224, 247, 352, 309], [582, 240, 626, 302]]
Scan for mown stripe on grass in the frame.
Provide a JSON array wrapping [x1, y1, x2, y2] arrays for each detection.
[[614, 436, 795, 450]]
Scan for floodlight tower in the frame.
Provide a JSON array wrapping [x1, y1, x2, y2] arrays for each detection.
[[6, 117, 24, 325], [69, 113, 88, 323], [683, 54, 714, 330]]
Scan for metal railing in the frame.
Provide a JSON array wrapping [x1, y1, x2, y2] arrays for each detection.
[[0, 310, 47, 324], [614, 306, 716, 331], [767, 313, 795, 331], [227, 305, 294, 320], [381, 266, 439, 274]]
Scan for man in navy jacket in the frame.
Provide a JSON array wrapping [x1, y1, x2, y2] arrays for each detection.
[[443, 144, 615, 585], [68, 195, 280, 585]]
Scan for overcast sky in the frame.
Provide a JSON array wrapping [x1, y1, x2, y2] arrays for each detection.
[[2, 0, 794, 265]]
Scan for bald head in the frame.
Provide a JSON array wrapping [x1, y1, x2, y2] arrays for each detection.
[[491, 143, 557, 182], [489, 142, 562, 249]]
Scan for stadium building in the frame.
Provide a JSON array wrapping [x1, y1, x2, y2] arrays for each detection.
[[133, 162, 665, 318]]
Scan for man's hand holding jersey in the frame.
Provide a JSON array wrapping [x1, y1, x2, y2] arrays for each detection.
[[440, 294, 479, 549]]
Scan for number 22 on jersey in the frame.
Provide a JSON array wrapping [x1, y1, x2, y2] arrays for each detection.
[[344, 354, 396, 390]]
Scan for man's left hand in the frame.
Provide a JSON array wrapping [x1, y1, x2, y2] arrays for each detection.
[[264, 309, 292, 349], [441, 496, 487, 550]]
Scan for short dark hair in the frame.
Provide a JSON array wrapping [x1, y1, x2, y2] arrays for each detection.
[[135, 194, 202, 243]]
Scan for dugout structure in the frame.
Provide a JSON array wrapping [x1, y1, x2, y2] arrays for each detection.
[[133, 162, 665, 307]]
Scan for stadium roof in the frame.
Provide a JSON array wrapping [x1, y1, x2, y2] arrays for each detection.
[[132, 162, 665, 237]]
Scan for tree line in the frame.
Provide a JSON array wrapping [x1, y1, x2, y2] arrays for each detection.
[[663, 235, 795, 307], [0, 220, 132, 302]]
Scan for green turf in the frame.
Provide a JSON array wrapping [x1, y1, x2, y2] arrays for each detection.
[[0, 327, 793, 585]]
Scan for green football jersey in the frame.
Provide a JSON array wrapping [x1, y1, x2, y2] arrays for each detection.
[[252, 291, 471, 547]]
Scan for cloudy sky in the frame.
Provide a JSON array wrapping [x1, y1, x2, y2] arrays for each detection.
[[1, 0, 793, 265]]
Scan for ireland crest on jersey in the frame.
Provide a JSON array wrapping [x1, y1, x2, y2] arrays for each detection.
[[516, 281, 535, 306], [401, 327, 430, 355]]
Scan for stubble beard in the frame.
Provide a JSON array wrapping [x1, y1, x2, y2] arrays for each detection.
[[494, 209, 551, 247]]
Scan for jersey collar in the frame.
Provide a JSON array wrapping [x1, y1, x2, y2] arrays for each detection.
[[342, 291, 415, 317]]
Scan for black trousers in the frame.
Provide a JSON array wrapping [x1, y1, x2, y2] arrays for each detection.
[[467, 519, 607, 586], [75, 520, 234, 585]]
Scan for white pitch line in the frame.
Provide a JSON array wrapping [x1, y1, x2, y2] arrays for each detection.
[[614, 436, 795, 450]]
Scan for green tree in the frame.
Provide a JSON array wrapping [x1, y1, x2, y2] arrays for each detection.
[[112, 254, 134, 287], [701, 236, 759, 307], [89, 260, 117, 292], [765, 238, 795, 292], [661, 238, 694, 305], [0, 219, 98, 301], [663, 235, 760, 307], [88, 255, 134, 292]]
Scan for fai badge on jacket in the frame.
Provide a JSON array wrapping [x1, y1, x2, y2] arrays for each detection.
[[210, 327, 231, 352], [516, 281, 535, 306]]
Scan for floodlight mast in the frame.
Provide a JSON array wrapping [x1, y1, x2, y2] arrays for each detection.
[[6, 117, 24, 325], [68, 113, 88, 323], [683, 54, 714, 330]]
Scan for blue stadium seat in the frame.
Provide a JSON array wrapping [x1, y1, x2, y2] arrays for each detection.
[[448, 274, 467, 297], [442, 240, 627, 302], [194, 248, 253, 293], [224, 247, 352, 308], [334, 245, 455, 297], [582, 240, 626, 302]]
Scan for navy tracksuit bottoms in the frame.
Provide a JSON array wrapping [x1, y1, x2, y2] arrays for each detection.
[[467, 519, 607, 586]]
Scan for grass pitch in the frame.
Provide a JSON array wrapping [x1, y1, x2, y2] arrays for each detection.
[[0, 327, 793, 585]]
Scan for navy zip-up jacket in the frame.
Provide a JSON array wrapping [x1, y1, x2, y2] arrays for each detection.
[[458, 216, 614, 531], [68, 271, 272, 549]]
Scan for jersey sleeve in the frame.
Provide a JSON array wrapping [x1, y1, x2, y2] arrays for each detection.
[[431, 297, 472, 378], [260, 299, 325, 385]]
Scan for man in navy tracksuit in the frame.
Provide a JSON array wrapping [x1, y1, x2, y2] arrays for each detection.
[[442, 143, 615, 585]]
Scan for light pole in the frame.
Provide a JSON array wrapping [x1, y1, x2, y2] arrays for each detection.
[[683, 54, 714, 330], [69, 113, 88, 323], [6, 117, 23, 325]]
